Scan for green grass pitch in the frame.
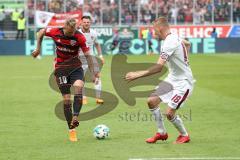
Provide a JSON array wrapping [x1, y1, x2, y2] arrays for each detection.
[[0, 54, 240, 160]]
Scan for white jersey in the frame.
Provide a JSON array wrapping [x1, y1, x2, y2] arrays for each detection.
[[79, 28, 98, 55], [160, 33, 195, 84]]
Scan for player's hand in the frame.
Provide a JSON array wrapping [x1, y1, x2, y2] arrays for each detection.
[[94, 73, 100, 84], [31, 49, 40, 58], [95, 72, 100, 78], [95, 72, 100, 80], [100, 57, 105, 65], [125, 72, 139, 82], [92, 72, 100, 83]]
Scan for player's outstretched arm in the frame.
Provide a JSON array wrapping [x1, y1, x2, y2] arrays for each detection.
[[32, 29, 45, 58], [125, 57, 166, 82], [85, 51, 99, 82], [95, 42, 104, 64], [182, 39, 191, 53]]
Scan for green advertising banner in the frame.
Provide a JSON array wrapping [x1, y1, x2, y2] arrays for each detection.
[[91, 26, 139, 55]]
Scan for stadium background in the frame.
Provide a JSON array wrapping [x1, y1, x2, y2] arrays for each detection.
[[0, 0, 240, 55], [0, 1, 240, 160]]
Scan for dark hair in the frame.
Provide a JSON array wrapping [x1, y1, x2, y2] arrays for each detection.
[[212, 27, 216, 33], [81, 16, 91, 20]]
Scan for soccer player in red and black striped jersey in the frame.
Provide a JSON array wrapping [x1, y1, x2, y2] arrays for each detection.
[[32, 18, 98, 142]]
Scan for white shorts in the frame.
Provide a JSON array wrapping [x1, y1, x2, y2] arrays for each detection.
[[151, 78, 194, 109], [79, 55, 100, 74]]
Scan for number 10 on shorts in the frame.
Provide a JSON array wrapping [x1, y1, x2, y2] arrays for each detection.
[[59, 76, 67, 85]]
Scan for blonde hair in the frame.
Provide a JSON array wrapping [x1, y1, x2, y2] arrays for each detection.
[[65, 18, 77, 28], [153, 16, 169, 26]]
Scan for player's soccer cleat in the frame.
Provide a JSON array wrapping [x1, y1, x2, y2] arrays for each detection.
[[82, 97, 88, 105], [69, 129, 78, 142], [96, 98, 104, 104], [174, 135, 190, 144], [36, 55, 42, 60], [145, 133, 168, 143], [70, 116, 79, 129]]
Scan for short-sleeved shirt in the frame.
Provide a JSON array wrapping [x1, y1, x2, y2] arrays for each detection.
[[160, 33, 195, 84], [78, 28, 98, 55], [45, 27, 89, 68]]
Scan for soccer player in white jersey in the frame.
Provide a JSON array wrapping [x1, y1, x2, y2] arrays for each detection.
[[79, 16, 105, 105], [125, 17, 195, 144]]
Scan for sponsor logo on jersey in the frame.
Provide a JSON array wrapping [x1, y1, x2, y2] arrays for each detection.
[[46, 28, 52, 33], [160, 52, 169, 61], [57, 46, 75, 53], [70, 40, 77, 46]]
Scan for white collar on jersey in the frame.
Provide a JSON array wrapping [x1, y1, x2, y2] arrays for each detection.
[[80, 28, 90, 33]]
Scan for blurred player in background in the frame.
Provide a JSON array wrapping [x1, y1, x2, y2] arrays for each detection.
[[147, 28, 154, 55], [110, 27, 119, 53], [32, 18, 98, 142], [141, 27, 154, 55], [125, 17, 195, 144], [79, 16, 104, 105]]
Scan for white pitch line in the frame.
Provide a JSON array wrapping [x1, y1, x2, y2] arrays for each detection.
[[129, 158, 240, 160]]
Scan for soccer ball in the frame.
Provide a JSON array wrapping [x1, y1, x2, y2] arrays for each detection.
[[93, 124, 110, 139]]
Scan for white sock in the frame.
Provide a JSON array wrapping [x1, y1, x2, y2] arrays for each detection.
[[170, 115, 188, 136], [36, 55, 42, 60], [150, 107, 167, 134], [95, 78, 102, 99]]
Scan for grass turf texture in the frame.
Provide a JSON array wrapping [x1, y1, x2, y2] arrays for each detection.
[[0, 54, 240, 160]]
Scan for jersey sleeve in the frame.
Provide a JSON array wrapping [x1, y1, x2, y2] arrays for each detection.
[[78, 35, 89, 53], [44, 27, 56, 37], [92, 30, 99, 44], [160, 37, 179, 61]]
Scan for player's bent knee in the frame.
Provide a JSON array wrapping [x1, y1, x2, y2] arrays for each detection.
[[166, 113, 173, 120], [73, 80, 84, 88], [147, 96, 160, 108], [166, 111, 175, 120]]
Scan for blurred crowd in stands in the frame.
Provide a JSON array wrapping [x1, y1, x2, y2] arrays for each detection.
[[26, 0, 240, 24], [0, 0, 240, 39]]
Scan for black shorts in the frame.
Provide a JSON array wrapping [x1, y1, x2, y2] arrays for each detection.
[[54, 67, 84, 95], [148, 40, 152, 51]]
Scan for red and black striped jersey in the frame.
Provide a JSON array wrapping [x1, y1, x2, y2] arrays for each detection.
[[45, 27, 89, 68]]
